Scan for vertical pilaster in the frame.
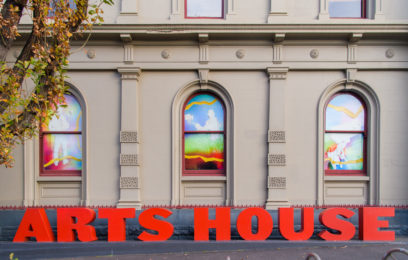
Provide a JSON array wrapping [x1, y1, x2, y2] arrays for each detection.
[[117, 68, 142, 209], [170, 0, 183, 20], [266, 67, 289, 209], [116, 0, 139, 23], [267, 0, 288, 22], [226, 0, 237, 19], [318, 0, 330, 20], [374, 0, 385, 20]]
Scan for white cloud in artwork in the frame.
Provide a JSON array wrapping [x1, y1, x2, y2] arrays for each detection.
[[194, 109, 222, 130], [185, 114, 194, 122]]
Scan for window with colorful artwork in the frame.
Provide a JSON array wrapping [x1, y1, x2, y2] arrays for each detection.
[[40, 93, 83, 176], [185, 0, 224, 18], [324, 92, 366, 175], [328, 0, 366, 18], [183, 93, 225, 175]]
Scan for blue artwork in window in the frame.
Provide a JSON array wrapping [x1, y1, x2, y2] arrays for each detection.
[[184, 94, 224, 132]]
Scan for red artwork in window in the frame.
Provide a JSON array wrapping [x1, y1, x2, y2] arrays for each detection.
[[40, 93, 82, 176]]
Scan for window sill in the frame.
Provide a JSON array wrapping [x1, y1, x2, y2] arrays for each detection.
[[182, 176, 227, 182], [37, 176, 82, 182], [325, 175, 369, 182]]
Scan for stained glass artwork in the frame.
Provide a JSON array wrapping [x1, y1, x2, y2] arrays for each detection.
[[43, 134, 82, 171], [329, 0, 362, 18], [186, 0, 223, 18], [326, 94, 364, 131], [185, 134, 224, 170], [42, 94, 82, 131], [324, 133, 363, 170], [184, 94, 224, 131]]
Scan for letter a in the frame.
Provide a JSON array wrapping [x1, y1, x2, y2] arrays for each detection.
[[13, 208, 55, 242]]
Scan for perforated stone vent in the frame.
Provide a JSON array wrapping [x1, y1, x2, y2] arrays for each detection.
[[120, 177, 139, 189], [268, 131, 286, 143], [120, 154, 139, 166], [268, 176, 286, 189], [268, 154, 286, 166]]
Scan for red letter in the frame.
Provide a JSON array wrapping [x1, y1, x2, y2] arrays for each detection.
[[13, 209, 55, 242], [138, 208, 174, 241], [359, 207, 395, 241], [99, 208, 135, 242], [318, 208, 355, 241], [194, 208, 230, 241], [279, 208, 314, 240], [237, 208, 273, 240], [57, 208, 97, 242]]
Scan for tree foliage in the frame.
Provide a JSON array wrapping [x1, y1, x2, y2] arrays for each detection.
[[0, 0, 113, 167]]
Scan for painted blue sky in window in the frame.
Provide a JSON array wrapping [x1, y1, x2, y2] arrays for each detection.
[[184, 94, 224, 131], [329, 0, 362, 18], [326, 93, 364, 131]]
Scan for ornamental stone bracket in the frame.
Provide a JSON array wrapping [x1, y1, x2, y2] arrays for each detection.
[[198, 69, 210, 85], [199, 34, 209, 64], [120, 34, 134, 64]]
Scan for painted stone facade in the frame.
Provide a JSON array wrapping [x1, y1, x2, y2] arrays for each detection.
[[1, 0, 408, 209]]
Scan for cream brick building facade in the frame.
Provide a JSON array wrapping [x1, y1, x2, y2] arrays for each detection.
[[1, 0, 408, 209]]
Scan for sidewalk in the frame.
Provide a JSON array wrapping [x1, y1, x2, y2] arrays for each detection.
[[2, 238, 408, 260]]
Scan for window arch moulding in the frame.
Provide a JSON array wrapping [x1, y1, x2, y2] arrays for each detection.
[[24, 84, 88, 207], [172, 80, 234, 206], [317, 79, 380, 206]]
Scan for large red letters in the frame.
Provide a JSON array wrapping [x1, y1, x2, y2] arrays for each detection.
[[236, 208, 273, 240], [57, 208, 97, 242], [279, 208, 314, 240], [13, 208, 55, 242], [359, 207, 395, 241], [194, 208, 231, 241], [99, 208, 135, 242], [138, 208, 174, 241], [318, 208, 356, 241], [12, 207, 396, 242]]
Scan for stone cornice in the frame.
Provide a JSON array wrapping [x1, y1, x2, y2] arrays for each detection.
[[17, 23, 408, 36]]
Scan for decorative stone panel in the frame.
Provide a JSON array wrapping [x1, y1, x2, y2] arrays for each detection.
[[120, 177, 139, 189], [268, 177, 286, 189], [268, 154, 286, 166], [120, 131, 138, 143], [120, 154, 139, 166], [268, 130, 286, 143]]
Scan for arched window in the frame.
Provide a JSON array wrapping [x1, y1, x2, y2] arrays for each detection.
[[40, 93, 83, 176], [183, 92, 225, 175], [324, 92, 366, 175]]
